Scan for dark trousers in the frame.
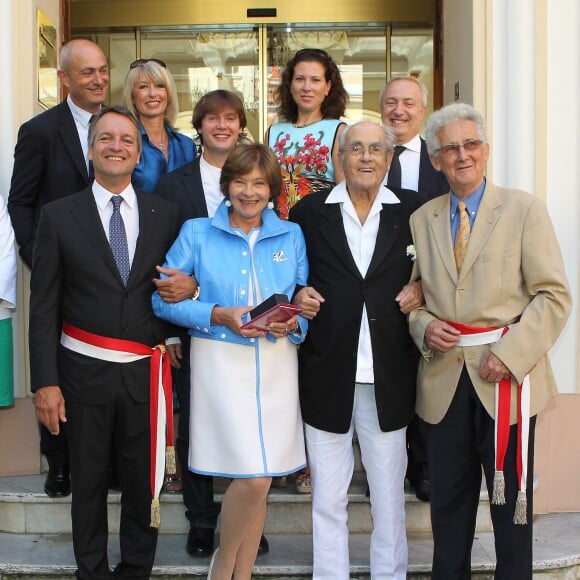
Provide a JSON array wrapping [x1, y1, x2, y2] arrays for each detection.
[[40, 423, 69, 468], [406, 414, 429, 485], [66, 383, 157, 580], [429, 367, 535, 580], [175, 337, 220, 529]]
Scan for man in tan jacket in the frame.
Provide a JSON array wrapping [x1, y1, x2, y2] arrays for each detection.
[[408, 103, 571, 580]]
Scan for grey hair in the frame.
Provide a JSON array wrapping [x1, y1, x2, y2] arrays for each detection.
[[339, 120, 396, 158], [379, 76, 428, 109], [425, 103, 488, 156]]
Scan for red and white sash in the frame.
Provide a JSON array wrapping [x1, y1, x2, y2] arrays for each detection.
[[61, 322, 174, 528], [448, 321, 530, 525]]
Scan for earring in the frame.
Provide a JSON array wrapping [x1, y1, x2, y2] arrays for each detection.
[[224, 199, 232, 207], [267, 201, 274, 210]]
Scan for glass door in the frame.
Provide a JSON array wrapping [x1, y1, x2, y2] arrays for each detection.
[[83, 23, 434, 142]]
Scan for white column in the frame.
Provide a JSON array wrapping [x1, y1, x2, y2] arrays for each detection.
[[544, 0, 579, 394], [490, 0, 536, 192]]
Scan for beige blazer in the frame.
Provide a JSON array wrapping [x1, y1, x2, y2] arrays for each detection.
[[408, 182, 571, 425]]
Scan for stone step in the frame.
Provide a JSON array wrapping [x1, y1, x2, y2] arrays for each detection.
[[0, 473, 492, 535], [0, 513, 579, 578]]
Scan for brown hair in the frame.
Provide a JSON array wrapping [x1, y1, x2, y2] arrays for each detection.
[[220, 143, 282, 205], [276, 48, 347, 123], [192, 90, 248, 145]]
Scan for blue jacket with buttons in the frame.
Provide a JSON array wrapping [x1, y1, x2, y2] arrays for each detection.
[[152, 200, 309, 346]]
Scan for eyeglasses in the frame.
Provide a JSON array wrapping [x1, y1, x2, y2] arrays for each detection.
[[129, 58, 167, 70], [435, 139, 484, 158], [343, 143, 391, 157]]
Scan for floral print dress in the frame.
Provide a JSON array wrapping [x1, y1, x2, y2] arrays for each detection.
[[268, 119, 345, 219]]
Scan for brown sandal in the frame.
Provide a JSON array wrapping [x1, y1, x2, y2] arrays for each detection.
[[295, 468, 312, 494]]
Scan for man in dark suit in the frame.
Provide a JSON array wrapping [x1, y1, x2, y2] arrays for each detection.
[[8, 38, 109, 497], [290, 121, 423, 579], [380, 76, 449, 199], [29, 106, 181, 580], [379, 76, 450, 501], [155, 90, 274, 559]]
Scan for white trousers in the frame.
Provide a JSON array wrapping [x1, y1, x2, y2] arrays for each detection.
[[306, 383, 408, 580]]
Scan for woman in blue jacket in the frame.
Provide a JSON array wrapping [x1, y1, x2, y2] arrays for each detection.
[[153, 143, 308, 579]]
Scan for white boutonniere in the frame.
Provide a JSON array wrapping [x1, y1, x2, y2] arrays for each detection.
[[406, 245, 417, 262]]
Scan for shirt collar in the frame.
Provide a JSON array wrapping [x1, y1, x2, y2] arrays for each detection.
[[326, 180, 401, 205], [450, 177, 486, 216], [92, 180, 137, 210], [399, 133, 421, 153], [67, 95, 95, 129]]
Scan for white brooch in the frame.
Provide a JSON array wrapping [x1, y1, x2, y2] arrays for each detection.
[[406, 245, 417, 262], [273, 250, 287, 263]]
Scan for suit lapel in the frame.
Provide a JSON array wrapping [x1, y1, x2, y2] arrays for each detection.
[[428, 195, 458, 282], [69, 188, 122, 283], [130, 191, 157, 286], [188, 159, 209, 217], [366, 203, 402, 278], [417, 140, 432, 192], [319, 203, 361, 279], [59, 104, 90, 183], [457, 184, 502, 283]]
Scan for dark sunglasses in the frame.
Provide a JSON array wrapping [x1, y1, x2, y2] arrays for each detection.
[[129, 58, 167, 69]]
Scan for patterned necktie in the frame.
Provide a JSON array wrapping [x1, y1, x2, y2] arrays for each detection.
[[387, 145, 405, 189], [454, 201, 471, 272], [109, 196, 130, 285]]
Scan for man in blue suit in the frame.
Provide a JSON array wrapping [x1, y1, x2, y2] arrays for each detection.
[[8, 38, 109, 498]]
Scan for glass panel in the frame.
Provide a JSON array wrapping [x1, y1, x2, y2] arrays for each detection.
[[75, 24, 434, 141], [140, 28, 260, 141], [266, 24, 388, 128], [390, 28, 435, 130]]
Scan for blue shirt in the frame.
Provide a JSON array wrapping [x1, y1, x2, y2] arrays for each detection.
[[132, 124, 196, 192], [450, 178, 486, 242]]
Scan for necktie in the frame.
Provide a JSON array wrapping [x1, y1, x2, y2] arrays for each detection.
[[454, 201, 471, 272], [109, 196, 130, 285], [88, 115, 96, 180], [387, 145, 405, 189]]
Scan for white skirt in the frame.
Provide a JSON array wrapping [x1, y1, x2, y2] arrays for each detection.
[[188, 335, 306, 477]]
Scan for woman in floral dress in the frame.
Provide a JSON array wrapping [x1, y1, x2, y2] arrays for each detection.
[[266, 48, 347, 493], [266, 48, 347, 220]]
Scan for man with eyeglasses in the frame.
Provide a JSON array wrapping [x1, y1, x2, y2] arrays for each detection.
[[8, 38, 109, 499], [290, 120, 424, 579], [408, 103, 571, 579], [380, 76, 450, 503]]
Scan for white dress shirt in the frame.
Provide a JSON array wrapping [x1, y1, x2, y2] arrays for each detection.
[[67, 95, 93, 173], [200, 154, 224, 217], [92, 181, 139, 265], [325, 181, 400, 383], [383, 133, 422, 192]]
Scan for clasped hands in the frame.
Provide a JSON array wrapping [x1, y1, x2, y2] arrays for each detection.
[[424, 319, 511, 383]]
